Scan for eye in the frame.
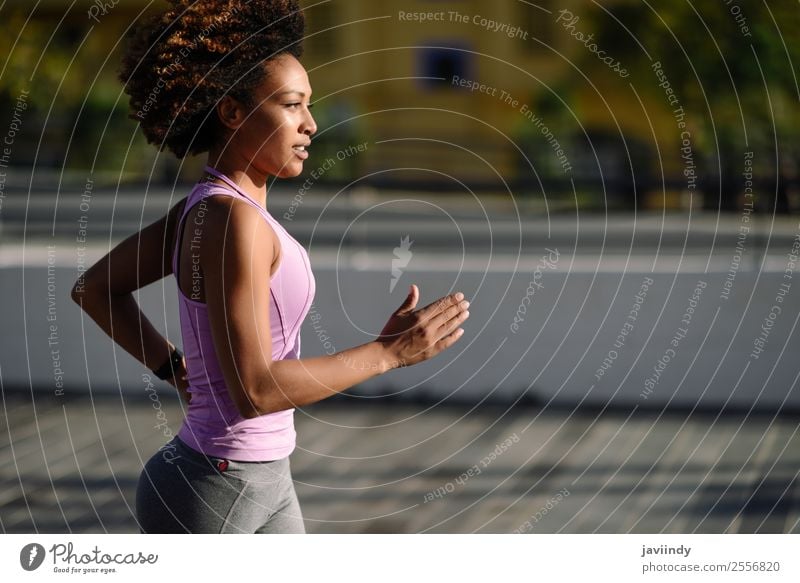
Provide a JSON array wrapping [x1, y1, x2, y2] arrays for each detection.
[[284, 102, 302, 109]]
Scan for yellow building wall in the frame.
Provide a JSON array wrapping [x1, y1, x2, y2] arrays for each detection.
[[301, 0, 664, 188]]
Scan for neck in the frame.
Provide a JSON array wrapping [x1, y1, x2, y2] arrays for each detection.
[[205, 148, 269, 208]]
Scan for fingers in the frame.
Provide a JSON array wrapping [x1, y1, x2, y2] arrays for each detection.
[[424, 296, 469, 357], [425, 297, 469, 331], [435, 301, 470, 334], [406, 316, 466, 365], [418, 291, 465, 319], [433, 324, 466, 352]]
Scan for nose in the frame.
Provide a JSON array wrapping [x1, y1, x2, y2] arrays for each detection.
[[302, 108, 317, 137]]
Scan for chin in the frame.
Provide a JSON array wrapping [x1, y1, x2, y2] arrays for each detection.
[[278, 164, 304, 179]]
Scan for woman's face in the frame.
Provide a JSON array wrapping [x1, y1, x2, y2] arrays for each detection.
[[220, 53, 317, 179]]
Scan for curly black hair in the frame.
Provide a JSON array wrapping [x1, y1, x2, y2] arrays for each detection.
[[118, 0, 305, 159]]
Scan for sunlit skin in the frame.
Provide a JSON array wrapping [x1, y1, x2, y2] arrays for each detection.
[[205, 52, 317, 207]]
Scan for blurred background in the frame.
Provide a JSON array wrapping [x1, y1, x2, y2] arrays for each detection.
[[1, 0, 799, 534]]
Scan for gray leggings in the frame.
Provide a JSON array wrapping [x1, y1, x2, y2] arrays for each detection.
[[136, 436, 305, 533]]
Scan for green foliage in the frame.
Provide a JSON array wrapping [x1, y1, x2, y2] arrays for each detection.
[[582, 0, 800, 169]]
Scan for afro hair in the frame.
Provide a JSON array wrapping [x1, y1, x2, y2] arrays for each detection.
[[118, 0, 305, 159]]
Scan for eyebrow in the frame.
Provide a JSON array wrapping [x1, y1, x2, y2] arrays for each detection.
[[275, 90, 309, 97]]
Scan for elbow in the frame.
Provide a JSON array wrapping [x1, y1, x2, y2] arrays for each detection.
[[238, 394, 283, 419], [236, 377, 292, 419], [236, 398, 279, 419], [70, 279, 89, 305], [256, 394, 295, 417], [71, 277, 102, 307], [236, 397, 265, 419], [232, 375, 272, 419], [72, 274, 120, 308], [227, 360, 297, 419]]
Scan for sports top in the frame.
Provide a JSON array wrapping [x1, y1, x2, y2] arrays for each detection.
[[172, 165, 316, 461]]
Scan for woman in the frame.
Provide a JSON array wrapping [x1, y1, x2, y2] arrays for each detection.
[[72, 0, 470, 534]]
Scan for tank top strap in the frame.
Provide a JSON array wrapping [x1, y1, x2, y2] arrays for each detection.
[[202, 165, 287, 233], [203, 165, 267, 210]]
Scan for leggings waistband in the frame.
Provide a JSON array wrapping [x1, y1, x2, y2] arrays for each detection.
[[169, 435, 286, 465]]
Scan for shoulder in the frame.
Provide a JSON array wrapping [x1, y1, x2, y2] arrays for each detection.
[[196, 190, 264, 229], [195, 191, 276, 259]]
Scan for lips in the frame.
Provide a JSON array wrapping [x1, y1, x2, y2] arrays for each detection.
[[292, 144, 309, 160]]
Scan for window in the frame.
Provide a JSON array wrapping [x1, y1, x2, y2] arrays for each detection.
[[417, 44, 472, 89]]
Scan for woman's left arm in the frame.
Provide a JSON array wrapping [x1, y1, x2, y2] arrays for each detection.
[[71, 198, 190, 401]]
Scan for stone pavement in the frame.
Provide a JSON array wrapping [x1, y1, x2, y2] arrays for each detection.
[[1, 390, 798, 533]]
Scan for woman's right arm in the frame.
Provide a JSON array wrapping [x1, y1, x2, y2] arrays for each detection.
[[200, 196, 469, 419]]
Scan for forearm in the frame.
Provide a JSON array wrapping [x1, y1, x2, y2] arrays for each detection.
[[72, 288, 175, 372], [256, 341, 402, 414]]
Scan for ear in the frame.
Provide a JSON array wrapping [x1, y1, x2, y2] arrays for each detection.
[[215, 95, 246, 131]]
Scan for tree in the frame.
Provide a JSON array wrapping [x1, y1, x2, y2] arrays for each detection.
[[577, 0, 799, 213]]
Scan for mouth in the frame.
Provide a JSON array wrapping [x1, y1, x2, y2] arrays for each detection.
[[292, 145, 309, 160]]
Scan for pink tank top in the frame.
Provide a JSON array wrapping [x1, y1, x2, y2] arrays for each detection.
[[173, 165, 316, 461]]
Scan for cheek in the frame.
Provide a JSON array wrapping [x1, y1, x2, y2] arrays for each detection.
[[238, 110, 302, 174], [243, 111, 286, 148]]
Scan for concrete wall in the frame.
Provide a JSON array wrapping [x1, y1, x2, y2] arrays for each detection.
[[3, 246, 797, 410]]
